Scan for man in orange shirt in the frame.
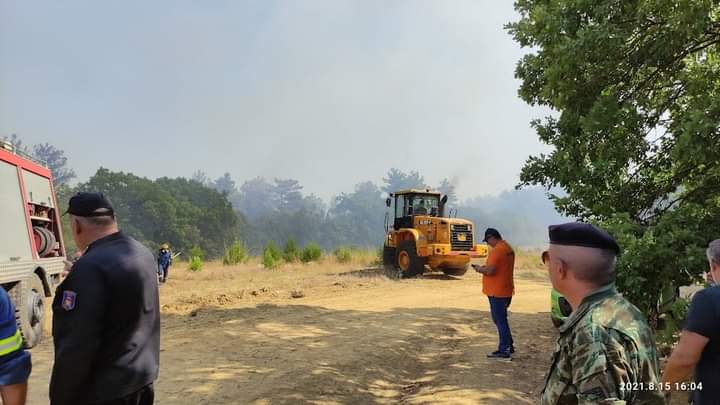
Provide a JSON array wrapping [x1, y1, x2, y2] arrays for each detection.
[[472, 228, 515, 360]]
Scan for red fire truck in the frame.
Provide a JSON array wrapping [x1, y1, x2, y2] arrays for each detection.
[[0, 140, 66, 348]]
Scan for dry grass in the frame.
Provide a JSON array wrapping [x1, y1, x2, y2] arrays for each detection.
[[334, 247, 381, 265], [161, 253, 382, 314], [514, 248, 544, 270], [161, 249, 546, 315]]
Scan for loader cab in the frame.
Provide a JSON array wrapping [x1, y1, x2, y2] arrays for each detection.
[[387, 190, 446, 231]]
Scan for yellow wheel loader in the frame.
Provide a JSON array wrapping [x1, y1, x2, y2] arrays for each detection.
[[383, 189, 488, 278]]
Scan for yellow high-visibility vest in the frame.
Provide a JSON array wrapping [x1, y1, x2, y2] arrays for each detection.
[[0, 330, 22, 356]]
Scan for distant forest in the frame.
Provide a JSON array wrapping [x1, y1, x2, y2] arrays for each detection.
[[4, 135, 568, 257]]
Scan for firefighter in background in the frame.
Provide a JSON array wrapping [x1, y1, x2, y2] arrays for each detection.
[[157, 244, 173, 283], [0, 287, 31, 405]]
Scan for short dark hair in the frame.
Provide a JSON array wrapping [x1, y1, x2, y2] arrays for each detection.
[[483, 228, 502, 242]]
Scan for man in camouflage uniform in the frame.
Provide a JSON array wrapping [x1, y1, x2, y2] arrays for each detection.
[[540, 222, 665, 404]]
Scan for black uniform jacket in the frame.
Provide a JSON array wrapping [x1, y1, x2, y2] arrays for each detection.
[[50, 232, 160, 405]]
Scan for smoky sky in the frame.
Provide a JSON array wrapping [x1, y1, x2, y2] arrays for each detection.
[[0, 0, 551, 201]]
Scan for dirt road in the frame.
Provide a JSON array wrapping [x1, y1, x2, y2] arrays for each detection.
[[28, 259, 558, 404]]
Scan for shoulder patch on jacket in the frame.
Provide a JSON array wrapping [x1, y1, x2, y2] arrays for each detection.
[[61, 291, 77, 311]]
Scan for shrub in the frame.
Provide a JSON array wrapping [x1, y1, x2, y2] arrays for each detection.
[[375, 246, 385, 265], [283, 238, 300, 263], [188, 256, 203, 272], [334, 246, 353, 264], [656, 285, 691, 348], [223, 241, 248, 266], [262, 241, 282, 269], [300, 242, 322, 263], [189, 246, 205, 261]]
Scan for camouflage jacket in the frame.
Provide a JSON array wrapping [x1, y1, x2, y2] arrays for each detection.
[[540, 283, 666, 405]]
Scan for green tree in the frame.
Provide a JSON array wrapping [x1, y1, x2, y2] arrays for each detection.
[[300, 242, 322, 263], [0, 136, 77, 187], [262, 241, 282, 269], [213, 172, 237, 196], [437, 178, 457, 205], [0, 134, 29, 154], [236, 177, 277, 218], [79, 168, 244, 258], [33, 143, 77, 186], [55, 184, 78, 253], [331, 181, 385, 248], [333, 246, 353, 264], [382, 168, 426, 193], [188, 256, 203, 272], [274, 178, 304, 211], [223, 241, 248, 266], [508, 0, 720, 325], [189, 246, 205, 261], [191, 170, 211, 187], [283, 238, 300, 262]]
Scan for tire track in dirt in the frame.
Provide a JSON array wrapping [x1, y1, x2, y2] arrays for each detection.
[[396, 325, 464, 403], [27, 267, 558, 404]]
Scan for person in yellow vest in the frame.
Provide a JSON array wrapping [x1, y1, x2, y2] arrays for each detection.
[[0, 287, 31, 405]]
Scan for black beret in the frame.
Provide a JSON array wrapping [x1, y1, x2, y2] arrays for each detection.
[[548, 222, 620, 255], [65, 192, 115, 217]]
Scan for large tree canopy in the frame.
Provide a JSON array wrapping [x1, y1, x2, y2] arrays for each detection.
[[75, 168, 244, 258], [509, 0, 720, 323]]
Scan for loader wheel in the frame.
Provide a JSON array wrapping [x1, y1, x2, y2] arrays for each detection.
[[9, 273, 47, 348], [381, 247, 401, 280], [396, 241, 424, 278], [382, 246, 396, 267], [441, 266, 468, 277]]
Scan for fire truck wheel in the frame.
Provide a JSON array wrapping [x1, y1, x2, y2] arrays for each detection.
[[11, 273, 46, 348], [396, 241, 424, 278]]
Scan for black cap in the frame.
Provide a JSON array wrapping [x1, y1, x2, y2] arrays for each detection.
[[65, 192, 115, 217], [548, 222, 620, 255], [483, 228, 502, 242]]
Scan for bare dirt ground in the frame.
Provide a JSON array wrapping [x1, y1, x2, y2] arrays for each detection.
[[24, 253, 690, 404]]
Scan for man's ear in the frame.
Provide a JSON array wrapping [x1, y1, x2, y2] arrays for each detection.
[[558, 260, 569, 280], [71, 217, 82, 235]]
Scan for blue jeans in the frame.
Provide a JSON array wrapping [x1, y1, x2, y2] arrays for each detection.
[[158, 263, 169, 281], [488, 296, 513, 353]]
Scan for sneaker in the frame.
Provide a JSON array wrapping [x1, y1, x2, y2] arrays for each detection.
[[509, 345, 515, 354], [487, 351, 512, 361]]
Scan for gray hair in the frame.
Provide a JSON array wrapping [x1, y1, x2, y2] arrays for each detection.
[[573, 249, 617, 285], [553, 245, 617, 286], [74, 214, 116, 228], [707, 239, 720, 265]]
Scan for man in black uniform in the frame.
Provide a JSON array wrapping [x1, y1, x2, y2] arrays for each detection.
[[51, 193, 160, 405], [663, 238, 720, 404]]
